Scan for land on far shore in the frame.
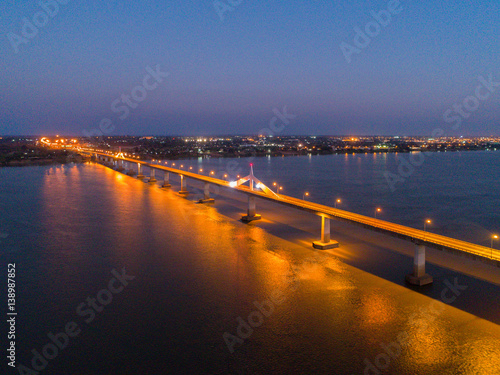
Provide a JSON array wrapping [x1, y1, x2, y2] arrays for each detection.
[[0, 137, 84, 167], [1, 135, 499, 166]]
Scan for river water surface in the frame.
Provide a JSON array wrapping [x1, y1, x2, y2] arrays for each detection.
[[0, 152, 499, 374]]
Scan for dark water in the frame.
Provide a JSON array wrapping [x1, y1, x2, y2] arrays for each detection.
[[175, 150, 500, 245], [1, 154, 500, 375]]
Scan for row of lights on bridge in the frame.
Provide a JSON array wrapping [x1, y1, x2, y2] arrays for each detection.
[[102, 151, 500, 251]]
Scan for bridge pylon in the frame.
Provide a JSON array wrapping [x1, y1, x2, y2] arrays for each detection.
[[231, 164, 279, 197], [162, 171, 171, 188], [406, 240, 433, 286], [137, 163, 145, 180], [198, 182, 215, 204], [149, 167, 157, 183], [312, 215, 339, 250], [234, 164, 272, 222], [178, 174, 189, 195]]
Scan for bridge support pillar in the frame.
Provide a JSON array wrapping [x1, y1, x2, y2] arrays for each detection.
[[179, 175, 189, 195], [313, 216, 339, 250], [162, 172, 171, 188], [406, 242, 433, 286], [117, 159, 124, 172], [126, 162, 136, 176], [137, 163, 145, 179], [241, 196, 261, 222], [198, 182, 215, 203], [149, 168, 157, 183]]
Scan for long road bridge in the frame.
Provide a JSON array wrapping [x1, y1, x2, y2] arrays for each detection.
[[82, 149, 499, 286]]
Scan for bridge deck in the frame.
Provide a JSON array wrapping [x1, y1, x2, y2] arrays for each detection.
[[89, 151, 500, 262]]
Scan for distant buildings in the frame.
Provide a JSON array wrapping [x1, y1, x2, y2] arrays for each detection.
[[2, 135, 499, 166]]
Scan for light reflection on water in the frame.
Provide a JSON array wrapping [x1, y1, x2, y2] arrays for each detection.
[[0, 163, 499, 374], [176, 151, 500, 245]]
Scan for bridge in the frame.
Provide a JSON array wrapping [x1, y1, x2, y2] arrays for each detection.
[[82, 149, 499, 286]]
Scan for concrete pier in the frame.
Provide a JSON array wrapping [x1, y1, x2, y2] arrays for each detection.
[[179, 175, 189, 195], [198, 182, 215, 203], [162, 172, 171, 188], [149, 168, 157, 183], [406, 241, 433, 286], [313, 216, 339, 250], [137, 163, 145, 179], [116, 159, 124, 172], [241, 196, 261, 222], [126, 162, 136, 176]]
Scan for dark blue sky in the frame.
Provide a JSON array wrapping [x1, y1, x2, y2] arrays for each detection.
[[1, 1, 499, 136]]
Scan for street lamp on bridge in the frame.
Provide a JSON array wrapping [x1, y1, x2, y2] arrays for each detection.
[[424, 219, 431, 240], [492, 234, 498, 259], [375, 207, 382, 219], [303, 192, 309, 200], [335, 199, 341, 208], [424, 219, 431, 232], [273, 182, 283, 195]]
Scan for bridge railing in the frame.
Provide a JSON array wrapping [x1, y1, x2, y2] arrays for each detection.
[[87, 150, 500, 263]]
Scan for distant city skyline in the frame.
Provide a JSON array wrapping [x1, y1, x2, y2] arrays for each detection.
[[1, 1, 499, 136]]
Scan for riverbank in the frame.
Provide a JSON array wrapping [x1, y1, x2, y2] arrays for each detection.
[[0, 153, 85, 167]]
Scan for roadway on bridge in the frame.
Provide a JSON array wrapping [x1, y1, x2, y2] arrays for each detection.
[[89, 150, 500, 262]]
